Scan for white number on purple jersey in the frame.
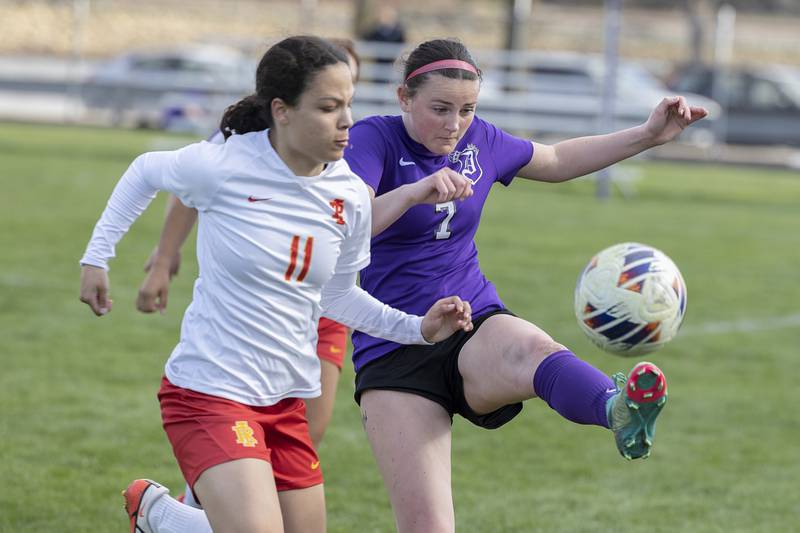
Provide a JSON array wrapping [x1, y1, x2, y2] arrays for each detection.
[[434, 201, 455, 240]]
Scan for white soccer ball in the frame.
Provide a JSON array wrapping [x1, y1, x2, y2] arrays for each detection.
[[574, 242, 687, 356]]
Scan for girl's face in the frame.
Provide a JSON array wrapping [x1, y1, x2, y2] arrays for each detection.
[[399, 74, 480, 155], [274, 62, 354, 175]]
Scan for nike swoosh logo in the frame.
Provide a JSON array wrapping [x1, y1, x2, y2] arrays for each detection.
[[248, 196, 272, 203], [399, 157, 416, 167], [330, 346, 342, 353], [311, 461, 320, 470]]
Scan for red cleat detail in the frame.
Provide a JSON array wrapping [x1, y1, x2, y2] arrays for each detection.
[[626, 362, 667, 404], [122, 479, 166, 533]]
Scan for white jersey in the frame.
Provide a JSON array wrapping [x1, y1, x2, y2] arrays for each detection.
[[83, 130, 373, 405]]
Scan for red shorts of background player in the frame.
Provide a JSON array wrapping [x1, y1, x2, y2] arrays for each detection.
[[158, 377, 323, 492], [316, 317, 347, 369]]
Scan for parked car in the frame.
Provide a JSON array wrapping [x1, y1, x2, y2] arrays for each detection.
[[82, 45, 253, 129], [666, 63, 800, 146], [477, 52, 719, 143]]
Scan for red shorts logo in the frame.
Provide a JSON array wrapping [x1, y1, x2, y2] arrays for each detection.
[[231, 420, 258, 448]]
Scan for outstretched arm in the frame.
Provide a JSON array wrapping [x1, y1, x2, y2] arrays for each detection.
[[518, 96, 708, 183], [137, 196, 198, 313]]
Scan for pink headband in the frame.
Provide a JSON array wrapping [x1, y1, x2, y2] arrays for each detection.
[[405, 59, 478, 82]]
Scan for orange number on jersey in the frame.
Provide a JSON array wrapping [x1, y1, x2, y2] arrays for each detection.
[[285, 235, 314, 282]]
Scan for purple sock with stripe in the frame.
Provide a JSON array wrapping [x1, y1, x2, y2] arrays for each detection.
[[532, 350, 616, 428]]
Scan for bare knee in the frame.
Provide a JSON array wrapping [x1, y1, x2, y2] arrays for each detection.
[[494, 333, 566, 400], [506, 331, 566, 369], [397, 508, 454, 533]]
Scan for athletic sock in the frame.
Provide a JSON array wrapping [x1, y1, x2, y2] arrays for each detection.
[[148, 493, 213, 533], [532, 349, 615, 428]]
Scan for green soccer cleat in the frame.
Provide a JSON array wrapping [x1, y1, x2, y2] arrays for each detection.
[[606, 361, 668, 460]]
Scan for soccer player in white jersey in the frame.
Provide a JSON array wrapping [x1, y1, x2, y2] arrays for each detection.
[[137, 40, 363, 510], [139, 38, 362, 456], [79, 36, 472, 533]]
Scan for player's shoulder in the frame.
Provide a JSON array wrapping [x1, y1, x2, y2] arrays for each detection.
[[351, 115, 401, 140], [466, 114, 495, 138], [216, 130, 266, 160], [158, 137, 224, 175], [353, 114, 399, 129], [326, 159, 372, 203], [185, 130, 265, 178]]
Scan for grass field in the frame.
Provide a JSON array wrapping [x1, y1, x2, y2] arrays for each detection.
[[1, 122, 799, 532]]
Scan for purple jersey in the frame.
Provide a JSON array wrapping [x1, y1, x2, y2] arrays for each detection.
[[344, 115, 533, 371]]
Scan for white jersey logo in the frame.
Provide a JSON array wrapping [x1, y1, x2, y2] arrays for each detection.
[[399, 157, 416, 167], [448, 143, 483, 184]]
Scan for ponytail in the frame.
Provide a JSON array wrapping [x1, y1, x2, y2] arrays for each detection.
[[219, 36, 349, 140], [219, 94, 271, 139]]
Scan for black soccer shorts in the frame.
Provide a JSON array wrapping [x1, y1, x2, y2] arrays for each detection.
[[354, 308, 523, 429]]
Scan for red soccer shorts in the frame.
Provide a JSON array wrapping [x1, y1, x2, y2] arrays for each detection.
[[158, 377, 323, 492], [316, 317, 348, 369]]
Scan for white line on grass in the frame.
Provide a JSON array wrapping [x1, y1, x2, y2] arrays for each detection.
[[680, 313, 800, 336]]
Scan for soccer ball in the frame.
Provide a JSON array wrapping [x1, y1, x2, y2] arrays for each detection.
[[574, 242, 687, 356]]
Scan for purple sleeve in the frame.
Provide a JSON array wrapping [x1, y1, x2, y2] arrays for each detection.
[[485, 120, 534, 186], [344, 121, 387, 193]]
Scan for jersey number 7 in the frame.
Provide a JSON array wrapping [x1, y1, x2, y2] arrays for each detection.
[[435, 201, 455, 240]]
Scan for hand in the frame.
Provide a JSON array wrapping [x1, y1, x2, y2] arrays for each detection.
[[143, 246, 181, 279], [644, 96, 708, 146], [137, 265, 171, 314], [79, 265, 113, 316], [409, 168, 474, 204], [421, 296, 473, 343]]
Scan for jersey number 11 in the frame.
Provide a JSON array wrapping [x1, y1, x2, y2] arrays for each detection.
[[285, 235, 314, 282]]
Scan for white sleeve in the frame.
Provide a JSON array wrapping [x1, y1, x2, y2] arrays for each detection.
[[79, 144, 222, 270], [334, 182, 372, 274], [320, 271, 433, 346]]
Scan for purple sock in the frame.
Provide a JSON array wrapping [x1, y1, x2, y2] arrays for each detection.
[[532, 350, 616, 428]]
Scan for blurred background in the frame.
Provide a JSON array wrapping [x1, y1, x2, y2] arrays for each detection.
[[2, 0, 800, 166], [2, 1, 799, 531]]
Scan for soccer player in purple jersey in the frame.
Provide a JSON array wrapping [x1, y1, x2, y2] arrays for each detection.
[[343, 38, 707, 532]]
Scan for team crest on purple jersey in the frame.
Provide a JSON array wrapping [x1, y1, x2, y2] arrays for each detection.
[[448, 143, 483, 184]]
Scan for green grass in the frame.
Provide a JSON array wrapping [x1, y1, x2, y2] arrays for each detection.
[[1, 122, 799, 532]]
